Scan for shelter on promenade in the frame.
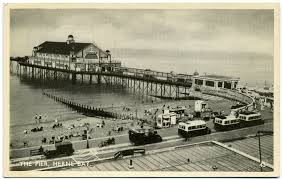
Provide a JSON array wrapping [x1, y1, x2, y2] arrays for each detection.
[[192, 74, 240, 90]]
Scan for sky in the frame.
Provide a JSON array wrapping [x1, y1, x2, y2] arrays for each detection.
[[10, 9, 274, 86], [10, 9, 273, 56]]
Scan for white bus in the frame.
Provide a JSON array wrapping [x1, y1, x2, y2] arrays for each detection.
[[239, 111, 264, 127], [178, 120, 211, 138], [213, 115, 240, 131]]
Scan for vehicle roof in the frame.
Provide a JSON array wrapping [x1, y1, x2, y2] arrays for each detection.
[[239, 112, 261, 117], [179, 120, 206, 126], [55, 141, 72, 146], [129, 126, 153, 133], [215, 115, 238, 121]]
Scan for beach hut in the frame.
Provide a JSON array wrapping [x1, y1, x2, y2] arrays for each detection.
[[195, 100, 208, 112], [156, 113, 177, 128]]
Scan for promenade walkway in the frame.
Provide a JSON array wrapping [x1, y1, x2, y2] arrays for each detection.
[[65, 141, 272, 172], [10, 122, 273, 171], [225, 135, 273, 164]]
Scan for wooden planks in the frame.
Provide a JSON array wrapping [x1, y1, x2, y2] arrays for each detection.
[[225, 135, 273, 164], [72, 141, 273, 172]]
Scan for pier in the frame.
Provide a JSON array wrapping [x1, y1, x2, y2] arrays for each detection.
[[10, 57, 254, 108], [10, 58, 192, 99]]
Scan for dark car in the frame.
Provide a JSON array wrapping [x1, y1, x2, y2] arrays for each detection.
[[44, 141, 74, 159], [128, 126, 162, 146]]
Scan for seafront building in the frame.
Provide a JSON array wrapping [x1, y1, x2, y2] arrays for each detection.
[[29, 35, 121, 72], [192, 74, 240, 90]]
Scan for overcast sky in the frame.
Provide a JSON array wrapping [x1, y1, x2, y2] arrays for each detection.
[[10, 9, 273, 57]]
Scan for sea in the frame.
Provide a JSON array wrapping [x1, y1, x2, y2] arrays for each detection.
[[10, 48, 274, 127]]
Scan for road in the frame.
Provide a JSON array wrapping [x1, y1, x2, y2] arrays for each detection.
[[10, 108, 273, 159], [10, 122, 273, 171]]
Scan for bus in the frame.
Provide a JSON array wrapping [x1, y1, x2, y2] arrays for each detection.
[[239, 111, 264, 127], [178, 120, 211, 138], [213, 115, 240, 131]]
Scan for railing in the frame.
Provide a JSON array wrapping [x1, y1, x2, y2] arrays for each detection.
[[27, 56, 122, 71], [113, 66, 192, 81], [17, 56, 193, 85], [28, 56, 121, 65], [201, 87, 254, 109]]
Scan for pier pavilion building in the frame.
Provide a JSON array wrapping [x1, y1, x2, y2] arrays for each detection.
[[29, 35, 121, 71], [192, 74, 239, 90]]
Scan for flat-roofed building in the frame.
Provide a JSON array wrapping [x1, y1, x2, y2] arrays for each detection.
[[192, 74, 240, 90]]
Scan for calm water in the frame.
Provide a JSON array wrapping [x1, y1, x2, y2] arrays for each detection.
[[10, 49, 274, 126], [10, 74, 160, 127]]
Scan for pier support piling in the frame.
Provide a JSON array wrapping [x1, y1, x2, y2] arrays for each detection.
[[72, 73, 76, 85]]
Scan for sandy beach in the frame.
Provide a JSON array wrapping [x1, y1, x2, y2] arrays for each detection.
[[10, 95, 237, 149]]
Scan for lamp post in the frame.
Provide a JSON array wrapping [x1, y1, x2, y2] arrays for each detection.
[[86, 126, 90, 149], [257, 130, 273, 172]]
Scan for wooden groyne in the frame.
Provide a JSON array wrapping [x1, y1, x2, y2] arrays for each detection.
[[42, 91, 116, 118]]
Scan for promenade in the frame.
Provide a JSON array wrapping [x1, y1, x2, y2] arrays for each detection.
[[66, 139, 273, 172], [10, 121, 273, 171], [10, 105, 273, 159]]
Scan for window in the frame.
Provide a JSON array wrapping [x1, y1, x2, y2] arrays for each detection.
[[206, 80, 215, 87], [218, 81, 223, 87], [195, 79, 203, 85], [224, 82, 232, 89], [179, 125, 185, 130], [188, 127, 192, 130]]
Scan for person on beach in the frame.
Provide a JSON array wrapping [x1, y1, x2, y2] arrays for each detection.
[[38, 115, 42, 123], [34, 114, 38, 124], [23, 141, 28, 147]]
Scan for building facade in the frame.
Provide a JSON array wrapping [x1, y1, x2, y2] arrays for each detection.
[[29, 35, 121, 71], [192, 74, 239, 90]]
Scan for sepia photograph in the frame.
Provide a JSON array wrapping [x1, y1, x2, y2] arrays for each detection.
[[3, 3, 280, 177]]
